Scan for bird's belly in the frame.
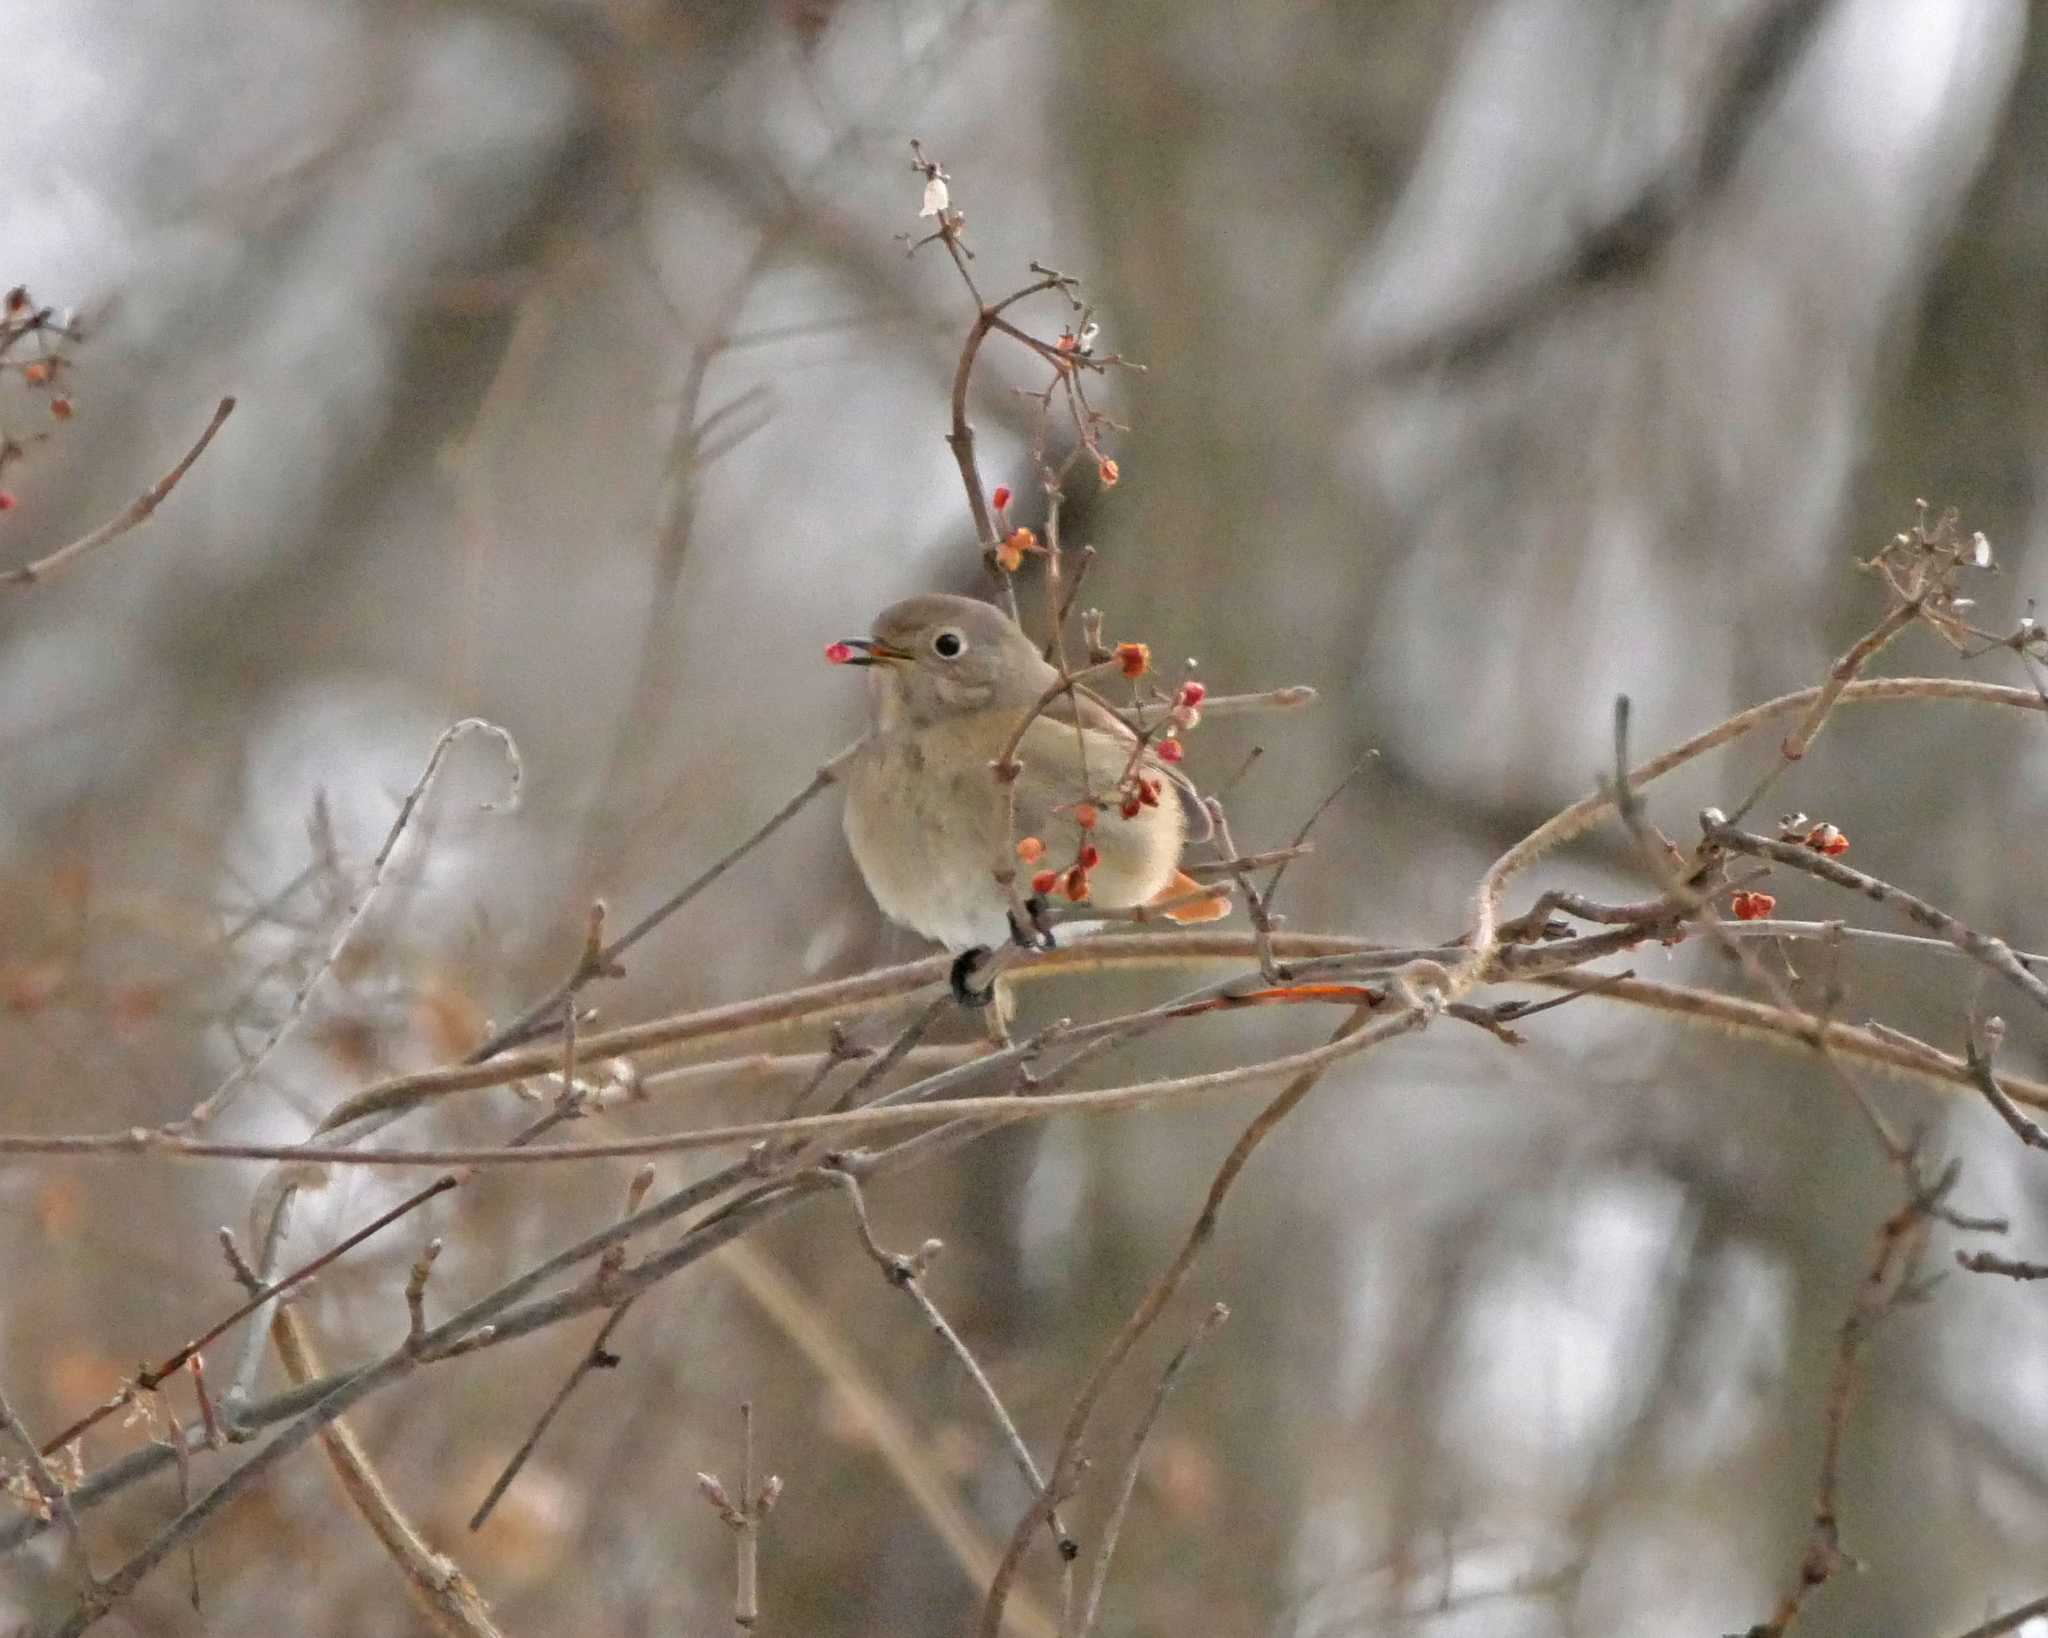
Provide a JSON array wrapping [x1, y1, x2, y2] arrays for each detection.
[[844, 759, 1013, 951]]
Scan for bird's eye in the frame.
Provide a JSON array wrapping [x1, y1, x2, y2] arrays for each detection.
[[932, 628, 966, 659]]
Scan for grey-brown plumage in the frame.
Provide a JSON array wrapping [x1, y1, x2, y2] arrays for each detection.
[[836, 594, 1210, 954]]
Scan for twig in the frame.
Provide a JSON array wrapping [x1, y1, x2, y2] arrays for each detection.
[[1073, 1302, 1228, 1638], [1605, 701, 1909, 1165], [1947, 1592, 2048, 1638], [268, 1304, 502, 1637], [977, 1000, 1384, 1638], [1704, 822, 2048, 1019], [404, 1241, 443, 1353], [1468, 676, 2048, 968], [697, 1403, 781, 1633], [469, 1165, 659, 1531], [0, 1382, 94, 1586], [3, 397, 235, 588], [826, 1169, 1069, 1557], [1955, 1249, 2048, 1280], [469, 748, 856, 1060], [181, 717, 522, 1129], [38, 1174, 461, 1456], [1747, 1183, 1938, 1636]]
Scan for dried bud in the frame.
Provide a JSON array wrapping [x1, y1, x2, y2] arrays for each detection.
[[1031, 869, 1060, 897], [1016, 835, 1045, 863], [1115, 641, 1150, 679], [1157, 738, 1185, 764], [919, 175, 950, 218], [1098, 458, 1120, 488], [1073, 803, 1099, 829], [1730, 890, 1776, 921], [3, 287, 26, 313], [1063, 865, 1090, 902], [991, 485, 1012, 513], [1057, 332, 1079, 354], [824, 642, 856, 665], [697, 1472, 734, 1513], [1078, 843, 1101, 870]]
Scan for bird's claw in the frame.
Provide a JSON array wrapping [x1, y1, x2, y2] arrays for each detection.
[[1008, 896, 1056, 952]]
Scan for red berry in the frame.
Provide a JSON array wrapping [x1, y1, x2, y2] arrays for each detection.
[[1063, 866, 1090, 902], [1730, 890, 1776, 921], [1179, 681, 1207, 709], [824, 641, 856, 665], [1115, 642, 1149, 679], [1137, 778, 1161, 807], [49, 397, 72, 421], [1031, 869, 1060, 897], [1078, 843, 1100, 869], [1119, 796, 1141, 820], [992, 485, 1012, 512], [1073, 803, 1098, 829], [1157, 738, 1184, 763], [0, 491, 15, 512]]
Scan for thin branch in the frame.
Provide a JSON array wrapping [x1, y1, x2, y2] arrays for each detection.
[[470, 748, 857, 1060], [181, 717, 522, 1129], [3, 396, 235, 589], [978, 1001, 1383, 1638], [827, 1168, 1069, 1557], [1073, 1302, 1228, 1638], [1703, 822, 2048, 1020], [1468, 676, 2048, 968]]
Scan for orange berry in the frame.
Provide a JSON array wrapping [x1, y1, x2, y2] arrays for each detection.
[[1098, 458, 1119, 488], [1073, 803, 1098, 829], [1115, 641, 1150, 679], [1015, 836, 1045, 863], [1804, 823, 1848, 857], [1063, 865, 1090, 902], [49, 397, 72, 421], [1730, 890, 1776, 921], [23, 362, 50, 386]]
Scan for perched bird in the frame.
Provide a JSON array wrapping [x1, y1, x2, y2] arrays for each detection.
[[832, 593, 1224, 1003]]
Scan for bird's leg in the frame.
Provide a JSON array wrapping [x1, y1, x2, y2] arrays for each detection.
[[950, 947, 997, 1008]]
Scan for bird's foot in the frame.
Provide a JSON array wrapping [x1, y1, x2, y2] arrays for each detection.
[[1008, 896, 1057, 952], [950, 947, 997, 1008]]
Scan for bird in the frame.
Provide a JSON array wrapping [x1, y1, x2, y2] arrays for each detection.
[[831, 592, 1225, 1005]]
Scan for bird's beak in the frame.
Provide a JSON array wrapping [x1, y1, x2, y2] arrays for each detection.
[[826, 638, 913, 667]]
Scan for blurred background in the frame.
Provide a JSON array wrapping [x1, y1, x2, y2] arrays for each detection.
[[5, 0, 2048, 1632]]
